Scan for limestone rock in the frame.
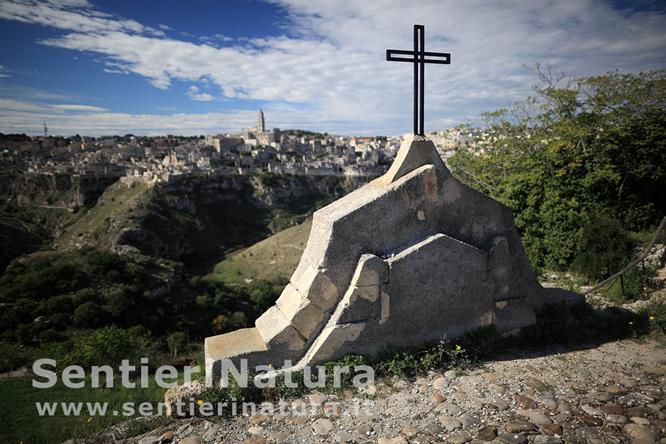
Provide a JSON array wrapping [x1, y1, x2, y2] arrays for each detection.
[[163, 380, 205, 417]]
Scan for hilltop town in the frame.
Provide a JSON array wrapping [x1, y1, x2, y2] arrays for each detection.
[[0, 111, 491, 191]]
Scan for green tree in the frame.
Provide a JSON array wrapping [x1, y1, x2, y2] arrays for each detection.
[[449, 68, 666, 270]]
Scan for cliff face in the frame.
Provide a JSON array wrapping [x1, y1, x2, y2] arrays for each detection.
[[13, 171, 124, 208], [57, 173, 367, 264]]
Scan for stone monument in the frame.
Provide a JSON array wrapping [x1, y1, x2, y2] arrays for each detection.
[[204, 134, 581, 380], [204, 25, 581, 382]]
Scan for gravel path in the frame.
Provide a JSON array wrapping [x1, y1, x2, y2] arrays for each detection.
[[125, 338, 666, 444]]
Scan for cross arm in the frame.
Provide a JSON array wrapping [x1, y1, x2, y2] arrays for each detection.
[[386, 49, 451, 64]]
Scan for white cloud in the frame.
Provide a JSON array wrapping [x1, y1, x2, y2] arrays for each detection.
[[186, 85, 214, 102], [0, 0, 162, 35], [0, 65, 8, 78], [1, 0, 665, 134], [49, 104, 106, 111], [0, 98, 49, 112]]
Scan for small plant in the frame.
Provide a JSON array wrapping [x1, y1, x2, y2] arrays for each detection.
[[604, 266, 657, 303], [639, 301, 666, 335]]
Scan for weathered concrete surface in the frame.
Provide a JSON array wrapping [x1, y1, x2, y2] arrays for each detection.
[[204, 135, 582, 380]]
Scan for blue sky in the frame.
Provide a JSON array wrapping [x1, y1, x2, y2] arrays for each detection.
[[1, 0, 665, 136]]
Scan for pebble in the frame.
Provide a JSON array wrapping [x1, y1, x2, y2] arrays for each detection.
[[576, 415, 603, 426], [444, 370, 457, 379], [355, 423, 373, 437], [138, 436, 159, 444], [269, 431, 291, 443], [323, 402, 342, 416], [600, 404, 624, 415], [433, 376, 447, 391], [311, 418, 334, 435], [623, 423, 656, 442], [630, 416, 651, 425], [514, 393, 538, 409], [249, 414, 268, 424], [606, 414, 628, 424], [401, 424, 418, 437], [438, 415, 462, 431], [308, 393, 327, 407], [581, 404, 604, 417], [541, 423, 563, 436], [459, 413, 480, 426], [432, 392, 446, 403], [498, 431, 528, 444], [445, 404, 463, 416], [448, 431, 472, 444], [504, 420, 536, 433], [178, 436, 202, 444], [159, 431, 174, 442], [334, 430, 353, 443], [476, 425, 498, 441], [516, 408, 552, 425], [247, 426, 263, 435], [532, 436, 563, 444], [626, 406, 653, 417], [377, 437, 408, 444], [540, 399, 557, 410], [423, 421, 443, 435], [491, 399, 510, 411]]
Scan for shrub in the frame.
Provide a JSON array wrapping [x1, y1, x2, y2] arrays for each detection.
[[65, 326, 150, 367], [211, 311, 247, 334], [639, 301, 666, 335], [248, 280, 276, 309], [572, 213, 634, 280], [73, 301, 103, 327], [0, 342, 33, 372], [167, 332, 189, 358], [72, 288, 97, 306]]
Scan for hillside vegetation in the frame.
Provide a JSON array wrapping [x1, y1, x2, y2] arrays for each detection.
[[57, 180, 152, 251], [210, 218, 311, 284]]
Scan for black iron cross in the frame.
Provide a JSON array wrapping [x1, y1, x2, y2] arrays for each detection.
[[386, 24, 451, 136]]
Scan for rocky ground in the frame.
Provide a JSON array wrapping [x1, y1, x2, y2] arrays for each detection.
[[122, 338, 666, 444]]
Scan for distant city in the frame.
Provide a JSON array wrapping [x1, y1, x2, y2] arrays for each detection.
[[0, 110, 495, 191]]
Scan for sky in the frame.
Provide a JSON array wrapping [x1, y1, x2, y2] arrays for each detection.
[[0, 0, 665, 136]]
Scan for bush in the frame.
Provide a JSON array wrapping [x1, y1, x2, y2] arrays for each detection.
[[211, 311, 247, 334], [72, 288, 97, 306], [248, 280, 276, 309], [0, 342, 33, 372], [572, 213, 634, 280], [73, 301, 103, 327], [65, 325, 152, 367]]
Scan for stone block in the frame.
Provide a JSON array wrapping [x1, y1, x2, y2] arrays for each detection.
[[255, 306, 306, 351], [275, 284, 326, 339], [290, 263, 340, 311]]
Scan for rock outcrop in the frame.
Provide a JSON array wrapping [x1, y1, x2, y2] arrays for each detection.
[[205, 135, 582, 380]]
